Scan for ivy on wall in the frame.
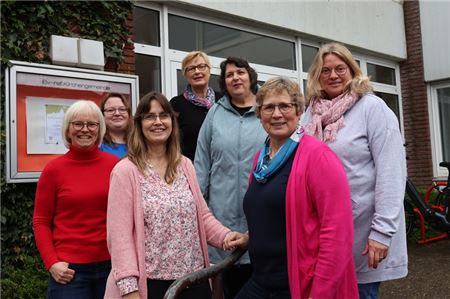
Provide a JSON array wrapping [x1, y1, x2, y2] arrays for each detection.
[[1, 0, 132, 66], [0, 0, 133, 265]]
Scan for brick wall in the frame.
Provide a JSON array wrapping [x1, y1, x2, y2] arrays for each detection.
[[400, 0, 433, 186], [105, 12, 135, 74]]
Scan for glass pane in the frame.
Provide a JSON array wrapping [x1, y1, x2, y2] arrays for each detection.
[[133, 6, 160, 46], [437, 86, 450, 161], [135, 54, 161, 98], [367, 63, 396, 85], [301, 44, 318, 72], [168, 14, 296, 70], [374, 92, 400, 125], [176, 70, 221, 95]]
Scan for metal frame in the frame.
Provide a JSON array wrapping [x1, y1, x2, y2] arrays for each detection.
[[163, 248, 246, 299], [5, 60, 139, 183]]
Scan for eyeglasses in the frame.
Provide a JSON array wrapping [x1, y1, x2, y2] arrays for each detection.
[[185, 63, 209, 74], [70, 121, 100, 131], [103, 107, 128, 115], [320, 65, 348, 77], [260, 103, 297, 115], [142, 112, 171, 122]]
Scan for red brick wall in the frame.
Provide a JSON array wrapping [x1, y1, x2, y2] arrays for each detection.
[[105, 12, 135, 74], [400, 0, 433, 186]]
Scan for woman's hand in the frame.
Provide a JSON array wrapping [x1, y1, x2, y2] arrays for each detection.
[[362, 239, 389, 269], [123, 291, 141, 299], [223, 231, 249, 250], [49, 261, 75, 284]]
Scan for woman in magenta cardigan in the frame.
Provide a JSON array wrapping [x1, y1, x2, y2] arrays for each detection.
[[104, 91, 247, 299], [33, 100, 119, 299], [235, 77, 358, 299]]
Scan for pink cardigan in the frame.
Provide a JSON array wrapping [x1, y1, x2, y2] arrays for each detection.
[[104, 157, 231, 299], [251, 135, 358, 299]]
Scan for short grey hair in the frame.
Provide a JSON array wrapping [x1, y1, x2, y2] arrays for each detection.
[[61, 100, 106, 148]]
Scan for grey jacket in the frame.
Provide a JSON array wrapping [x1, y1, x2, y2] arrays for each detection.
[[194, 94, 267, 264], [301, 93, 408, 283]]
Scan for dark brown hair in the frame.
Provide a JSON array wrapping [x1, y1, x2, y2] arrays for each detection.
[[219, 57, 258, 95]]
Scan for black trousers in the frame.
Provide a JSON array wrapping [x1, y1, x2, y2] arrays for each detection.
[[222, 264, 253, 299], [147, 279, 211, 299]]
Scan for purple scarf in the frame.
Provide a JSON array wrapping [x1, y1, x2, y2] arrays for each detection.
[[183, 85, 215, 109]]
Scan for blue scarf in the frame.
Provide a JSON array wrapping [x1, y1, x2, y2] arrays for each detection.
[[253, 127, 304, 183]]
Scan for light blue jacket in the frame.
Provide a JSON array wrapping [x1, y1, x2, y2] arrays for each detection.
[[195, 94, 267, 264]]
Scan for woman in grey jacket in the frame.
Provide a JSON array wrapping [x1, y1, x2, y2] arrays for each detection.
[[194, 57, 266, 299], [301, 43, 407, 299]]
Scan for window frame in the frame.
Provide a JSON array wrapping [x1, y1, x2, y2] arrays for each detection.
[[428, 80, 450, 179], [132, 3, 403, 137]]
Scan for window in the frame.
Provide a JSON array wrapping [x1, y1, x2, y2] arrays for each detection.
[[367, 63, 396, 85], [301, 44, 318, 72], [429, 82, 450, 178], [168, 14, 296, 70], [133, 6, 161, 97], [364, 59, 402, 132], [131, 4, 402, 130], [135, 54, 161, 97], [133, 6, 160, 46], [437, 86, 450, 162], [374, 91, 400, 121]]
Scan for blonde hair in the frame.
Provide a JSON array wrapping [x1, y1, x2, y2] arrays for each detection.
[[306, 42, 373, 103], [62, 100, 105, 148], [127, 92, 181, 184], [182, 51, 211, 76], [256, 76, 304, 118]]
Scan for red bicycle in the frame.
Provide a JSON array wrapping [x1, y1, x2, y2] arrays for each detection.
[[405, 162, 450, 244]]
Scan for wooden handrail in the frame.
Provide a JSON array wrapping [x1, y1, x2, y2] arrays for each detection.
[[163, 248, 247, 299]]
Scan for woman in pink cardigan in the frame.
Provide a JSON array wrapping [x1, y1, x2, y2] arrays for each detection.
[[235, 77, 358, 299], [104, 92, 247, 299]]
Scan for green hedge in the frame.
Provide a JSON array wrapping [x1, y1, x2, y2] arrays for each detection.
[[1, 255, 48, 299], [1, 1, 132, 296]]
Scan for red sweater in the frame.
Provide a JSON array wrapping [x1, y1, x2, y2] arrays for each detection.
[[33, 145, 119, 270]]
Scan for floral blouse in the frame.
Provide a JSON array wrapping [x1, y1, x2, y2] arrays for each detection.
[[117, 164, 204, 295]]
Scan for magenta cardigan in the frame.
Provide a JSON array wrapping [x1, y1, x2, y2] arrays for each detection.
[[251, 135, 358, 299], [104, 156, 231, 299]]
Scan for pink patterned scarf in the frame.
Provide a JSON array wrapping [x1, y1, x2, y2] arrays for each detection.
[[304, 92, 359, 142]]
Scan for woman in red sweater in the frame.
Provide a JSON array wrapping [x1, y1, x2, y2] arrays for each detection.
[[33, 100, 119, 299]]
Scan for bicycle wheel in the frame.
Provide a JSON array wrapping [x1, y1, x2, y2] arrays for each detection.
[[426, 182, 450, 226], [404, 200, 416, 236]]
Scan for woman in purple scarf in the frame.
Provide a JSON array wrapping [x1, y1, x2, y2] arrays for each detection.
[[170, 51, 222, 161]]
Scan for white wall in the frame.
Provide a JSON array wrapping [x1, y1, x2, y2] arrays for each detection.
[[179, 0, 406, 60], [420, 0, 450, 82]]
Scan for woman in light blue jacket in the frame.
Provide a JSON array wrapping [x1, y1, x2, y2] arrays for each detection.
[[195, 57, 266, 299]]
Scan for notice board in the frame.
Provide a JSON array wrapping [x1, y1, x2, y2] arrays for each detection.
[[5, 61, 139, 183]]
